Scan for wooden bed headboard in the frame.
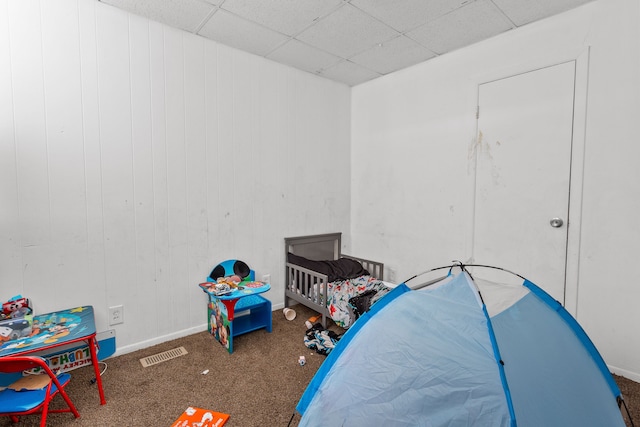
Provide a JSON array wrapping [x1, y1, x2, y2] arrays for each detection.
[[284, 232, 342, 261]]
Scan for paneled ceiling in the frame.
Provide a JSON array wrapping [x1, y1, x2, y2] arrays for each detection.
[[99, 0, 594, 86]]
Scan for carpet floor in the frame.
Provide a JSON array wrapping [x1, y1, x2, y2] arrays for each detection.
[[1, 304, 638, 426]]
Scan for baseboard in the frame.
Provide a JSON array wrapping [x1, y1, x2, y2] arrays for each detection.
[[110, 324, 208, 358], [107, 306, 285, 358], [609, 365, 640, 383]]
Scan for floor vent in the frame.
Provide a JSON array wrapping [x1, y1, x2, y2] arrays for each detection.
[[140, 346, 188, 368]]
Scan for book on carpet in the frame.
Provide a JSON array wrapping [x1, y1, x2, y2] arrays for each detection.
[[170, 406, 229, 427]]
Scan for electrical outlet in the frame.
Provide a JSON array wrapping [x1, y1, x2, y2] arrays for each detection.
[[262, 274, 271, 284], [109, 305, 124, 326]]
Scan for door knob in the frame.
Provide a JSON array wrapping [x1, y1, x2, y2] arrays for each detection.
[[550, 218, 564, 228]]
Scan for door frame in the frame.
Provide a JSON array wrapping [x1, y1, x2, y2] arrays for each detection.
[[467, 49, 590, 317]]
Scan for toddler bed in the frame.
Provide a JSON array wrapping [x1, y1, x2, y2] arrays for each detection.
[[284, 233, 390, 329]]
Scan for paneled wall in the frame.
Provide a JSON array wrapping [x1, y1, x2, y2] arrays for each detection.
[[0, 0, 351, 353], [351, 0, 640, 380]]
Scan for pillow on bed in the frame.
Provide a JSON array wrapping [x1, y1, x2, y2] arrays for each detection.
[[287, 252, 370, 282]]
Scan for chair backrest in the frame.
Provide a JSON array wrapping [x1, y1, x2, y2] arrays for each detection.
[[0, 356, 54, 377], [209, 259, 255, 281], [0, 356, 62, 392]]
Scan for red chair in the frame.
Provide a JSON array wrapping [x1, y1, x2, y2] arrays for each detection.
[[0, 356, 80, 426]]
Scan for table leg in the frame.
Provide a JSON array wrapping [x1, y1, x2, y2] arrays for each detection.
[[88, 336, 106, 405], [220, 299, 238, 321], [219, 299, 239, 354]]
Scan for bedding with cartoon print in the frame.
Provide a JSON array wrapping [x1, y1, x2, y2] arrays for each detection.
[[327, 275, 390, 328]]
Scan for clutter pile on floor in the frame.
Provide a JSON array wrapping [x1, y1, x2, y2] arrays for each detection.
[[303, 323, 342, 356]]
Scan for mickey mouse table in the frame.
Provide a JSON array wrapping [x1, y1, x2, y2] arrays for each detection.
[[0, 305, 106, 405], [199, 282, 272, 354]]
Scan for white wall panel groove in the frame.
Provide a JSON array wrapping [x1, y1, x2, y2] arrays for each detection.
[[148, 19, 170, 342], [0, 0, 22, 290], [95, 3, 137, 345], [129, 13, 157, 341], [9, 0, 50, 251], [77, 0, 108, 318]]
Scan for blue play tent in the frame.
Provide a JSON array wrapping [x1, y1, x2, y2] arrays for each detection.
[[296, 265, 630, 427]]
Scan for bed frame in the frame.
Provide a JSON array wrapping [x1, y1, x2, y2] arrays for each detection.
[[284, 233, 384, 328]]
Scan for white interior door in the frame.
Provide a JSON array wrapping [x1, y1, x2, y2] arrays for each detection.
[[473, 62, 576, 303]]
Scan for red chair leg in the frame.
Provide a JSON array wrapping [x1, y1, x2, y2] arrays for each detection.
[[58, 387, 80, 418], [37, 381, 54, 427]]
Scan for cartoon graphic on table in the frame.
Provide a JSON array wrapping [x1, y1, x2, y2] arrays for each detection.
[[0, 306, 87, 352]]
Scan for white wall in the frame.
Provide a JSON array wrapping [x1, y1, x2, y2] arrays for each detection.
[[0, 0, 351, 354], [351, 0, 640, 380]]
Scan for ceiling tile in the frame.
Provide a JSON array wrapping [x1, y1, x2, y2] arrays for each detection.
[[267, 39, 341, 74], [101, 0, 594, 86], [492, 0, 594, 26], [350, 0, 468, 32], [198, 9, 291, 56], [221, 0, 343, 36], [407, 0, 514, 55], [296, 3, 400, 59], [100, 0, 215, 33], [349, 35, 436, 75], [320, 60, 381, 87]]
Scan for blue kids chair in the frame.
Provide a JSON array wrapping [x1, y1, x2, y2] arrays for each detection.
[[203, 259, 271, 353], [0, 355, 80, 426]]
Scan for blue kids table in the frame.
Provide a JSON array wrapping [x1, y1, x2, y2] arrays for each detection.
[[0, 306, 106, 405]]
